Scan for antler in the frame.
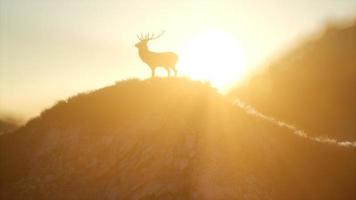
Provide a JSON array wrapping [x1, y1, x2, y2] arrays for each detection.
[[137, 32, 145, 41], [147, 30, 165, 40], [137, 31, 165, 41]]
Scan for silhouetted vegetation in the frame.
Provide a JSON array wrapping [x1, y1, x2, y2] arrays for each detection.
[[1, 78, 356, 199], [231, 22, 356, 140], [0, 119, 19, 135]]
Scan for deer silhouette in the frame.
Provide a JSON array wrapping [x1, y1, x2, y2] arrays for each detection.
[[135, 31, 178, 78]]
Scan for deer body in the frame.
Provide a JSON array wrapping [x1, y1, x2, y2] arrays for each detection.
[[135, 31, 178, 78]]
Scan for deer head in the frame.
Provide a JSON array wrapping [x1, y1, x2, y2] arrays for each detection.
[[135, 31, 165, 49]]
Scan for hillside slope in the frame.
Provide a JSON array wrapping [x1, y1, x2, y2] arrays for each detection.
[[1, 78, 356, 200], [231, 22, 356, 140]]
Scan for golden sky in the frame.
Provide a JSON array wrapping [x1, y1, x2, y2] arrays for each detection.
[[1, 0, 355, 121]]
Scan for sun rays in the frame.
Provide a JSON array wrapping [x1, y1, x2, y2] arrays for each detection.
[[178, 29, 247, 91]]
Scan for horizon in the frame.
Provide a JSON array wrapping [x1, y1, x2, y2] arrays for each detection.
[[1, 0, 356, 122]]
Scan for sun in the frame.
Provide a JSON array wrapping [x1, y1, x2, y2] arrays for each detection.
[[178, 29, 247, 91]]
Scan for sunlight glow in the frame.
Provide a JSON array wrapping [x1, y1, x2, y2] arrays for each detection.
[[178, 30, 247, 91]]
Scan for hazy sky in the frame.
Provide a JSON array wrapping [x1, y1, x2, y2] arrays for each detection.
[[1, 0, 355, 121]]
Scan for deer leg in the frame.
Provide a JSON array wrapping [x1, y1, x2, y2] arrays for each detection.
[[166, 68, 171, 77], [151, 67, 155, 78], [173, 68, 177, 77]]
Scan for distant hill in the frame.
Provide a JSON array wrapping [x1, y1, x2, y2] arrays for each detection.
[[1, 78, 356, 200], [231, 22, 356, 140]]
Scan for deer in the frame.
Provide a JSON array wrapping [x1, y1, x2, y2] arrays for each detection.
[[135, 31, 178, 78]]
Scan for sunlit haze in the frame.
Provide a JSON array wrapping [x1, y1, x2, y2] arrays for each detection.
[[2, 1, 356, 198], [179, 30, 246, 91], [1, 0, 355, 121]]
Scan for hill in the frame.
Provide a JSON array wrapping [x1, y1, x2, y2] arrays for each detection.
[[1, 78, 356, 200], [231, 22, 356, 140]]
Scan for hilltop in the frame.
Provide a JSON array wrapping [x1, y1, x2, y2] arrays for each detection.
[[1, 78, 356, 200], [232, 22, 356, 140]]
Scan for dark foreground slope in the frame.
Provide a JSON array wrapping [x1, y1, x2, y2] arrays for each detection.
[[231, 22, 356, 140], [1, 78, 356, 200]]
